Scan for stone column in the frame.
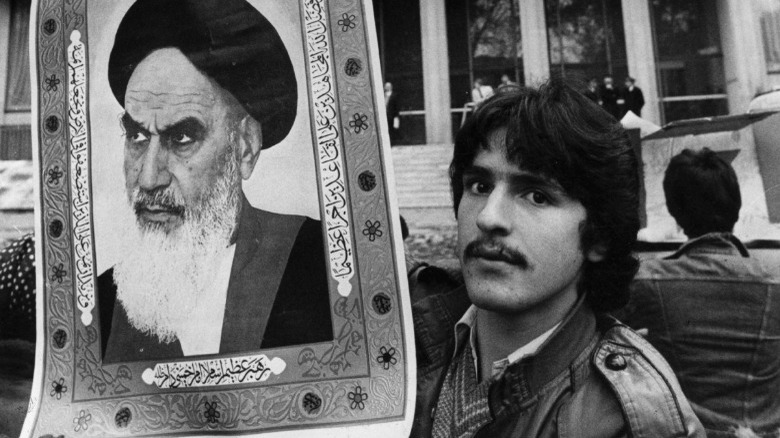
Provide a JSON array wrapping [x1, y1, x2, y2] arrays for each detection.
[[420, 0, 452, 144], [717, 0, 768, 114], [519, 0, 550, 85], [621, 0, 661, 125]]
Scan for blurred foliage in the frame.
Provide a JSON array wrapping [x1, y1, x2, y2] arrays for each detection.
[[469, 0, 521, 59]]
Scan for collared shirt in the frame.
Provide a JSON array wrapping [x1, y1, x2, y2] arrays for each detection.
[[454, 305, 561, 380], [176, 244, 237, 355], [432, 301, 574, 437]]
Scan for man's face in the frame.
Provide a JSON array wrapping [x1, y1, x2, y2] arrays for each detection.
[[457, 129, 598, 315], [122, 48, 239, 233]]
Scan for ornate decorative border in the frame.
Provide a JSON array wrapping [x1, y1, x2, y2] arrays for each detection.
[[304, 0, 356, 298], [27, 0, 409, 435], [66, 29, 96, 328]]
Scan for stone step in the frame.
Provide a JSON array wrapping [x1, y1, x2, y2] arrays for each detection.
[[390, 144, 455, 210]]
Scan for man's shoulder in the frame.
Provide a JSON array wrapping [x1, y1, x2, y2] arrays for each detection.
[[241, 205, 325, 266], [632, 256, 671, 279], [634, 250, 773, 283], [241, 206, 323, 246], [244, 205, 315, 228], [408, 264, 468, 372], [570, 317, 705, 437]]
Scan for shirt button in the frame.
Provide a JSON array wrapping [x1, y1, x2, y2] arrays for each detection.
[[431, 406, 437, 419], [605, 353, 627, 371]]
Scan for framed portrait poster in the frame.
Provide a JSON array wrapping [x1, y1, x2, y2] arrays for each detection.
[[22, 0, 415, 436]]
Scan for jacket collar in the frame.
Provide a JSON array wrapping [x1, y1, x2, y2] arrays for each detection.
[[488, 294, 598, 413], [666, 232, 749, 260]]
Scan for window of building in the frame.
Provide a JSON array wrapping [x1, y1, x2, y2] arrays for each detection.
[[467, 0, 523, 91], [447, 0, 523, 137], [651, 0, 727, 123], [544, 0, 627, 85], [373, 0, 425, 145], [1, 0, 32, 161], [5, 0, 31, 112], [757, 0, 780, 74]]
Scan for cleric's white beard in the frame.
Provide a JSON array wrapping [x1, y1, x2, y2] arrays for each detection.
[[113, 149, 241, 344]]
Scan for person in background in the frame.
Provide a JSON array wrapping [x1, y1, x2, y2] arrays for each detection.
[[600, 74, 620, 119], [622, 76, 645, 117], [583, 76, 600, 103], [409, 80, 704, 437], [470, 78, 494, 106], [621, 148, 780, 437], [497, 73, 517, 89], [384, 81, 401, 145], [496, 74, 521, 96]]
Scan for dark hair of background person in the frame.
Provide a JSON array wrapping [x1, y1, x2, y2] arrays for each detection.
[[449, 79, 640, 312], [663, 148, 741, 238]]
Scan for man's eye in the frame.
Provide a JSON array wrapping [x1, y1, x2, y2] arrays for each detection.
[[467, 180, 492, 195], [171, 133, 195, 146], [524, 190, 549, 205], [126, 131, 149, 144]]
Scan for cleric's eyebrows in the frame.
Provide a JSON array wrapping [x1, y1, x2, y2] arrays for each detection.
[[163, 117, 206, 139], [120, 112, 146, 134], [119, 113, 206, 138]]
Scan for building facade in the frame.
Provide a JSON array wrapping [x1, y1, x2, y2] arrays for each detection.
[[1, 0, 780, 155], [0, 0, 31, 160], [373, 0, 780, 144]]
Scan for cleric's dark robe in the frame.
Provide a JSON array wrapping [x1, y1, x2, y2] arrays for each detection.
[[98, 200, 333, 362]]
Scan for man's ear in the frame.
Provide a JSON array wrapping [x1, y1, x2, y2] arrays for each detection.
[[586, 243, 607, 263], [236, 115, 262, 180]]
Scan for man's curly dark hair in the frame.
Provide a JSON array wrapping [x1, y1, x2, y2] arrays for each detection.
[[449, 79, 640, 312]]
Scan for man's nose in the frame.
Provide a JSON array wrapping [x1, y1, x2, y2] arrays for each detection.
[[476, 188, 512, 235], [138, 138, 172, 190]]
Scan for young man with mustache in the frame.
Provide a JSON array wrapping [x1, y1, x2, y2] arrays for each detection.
[[97, 0, 332, 362], [409, 81, 704, 437]]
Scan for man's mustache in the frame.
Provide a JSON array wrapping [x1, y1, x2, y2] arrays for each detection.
[[464, 238, 529, 269], [132, 188, 185, 217]]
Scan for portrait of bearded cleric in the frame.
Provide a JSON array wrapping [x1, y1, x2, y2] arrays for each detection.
[[94, 0, 334, 363]]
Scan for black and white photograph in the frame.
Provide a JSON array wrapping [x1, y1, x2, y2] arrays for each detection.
[[3, 0, 780, 437]]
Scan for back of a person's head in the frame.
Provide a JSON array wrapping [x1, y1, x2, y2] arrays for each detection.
[[663, 148, 741, 238]]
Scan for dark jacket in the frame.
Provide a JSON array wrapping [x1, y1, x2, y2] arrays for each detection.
[[99, 199, 333, 362], [622, 86, 645, 117], [623, 233, 780, 437], [410, 265, 704, 437], [600, 85, 620, 119]]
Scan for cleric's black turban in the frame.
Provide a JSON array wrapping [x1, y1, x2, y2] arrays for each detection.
[[108, 0, 297, 149]]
